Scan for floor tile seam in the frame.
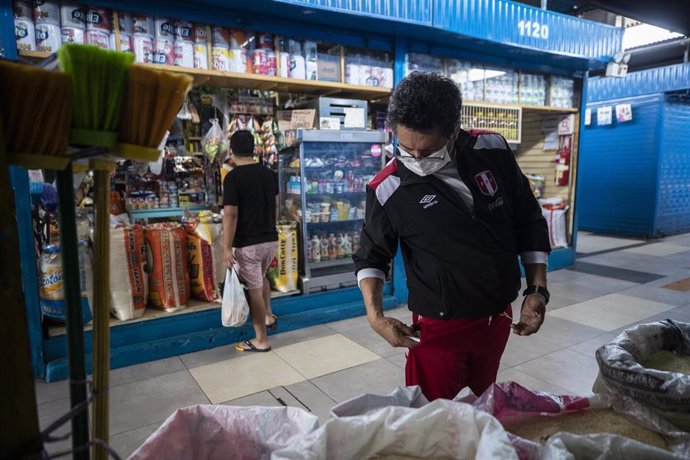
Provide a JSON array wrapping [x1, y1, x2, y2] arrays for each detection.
[[109, 362, 190, 390], [37, 364, 196, 409], [502, 369, 572, 395], [502, 339, 571, 367], [279, 383, 337, 412], [575, 241, 651, 258], [269, 387, 305, 410], [109, 421, 162, 440], [566, 262, 665, 284], [109, 417, 170, 438], [270, 345, 329, 382]]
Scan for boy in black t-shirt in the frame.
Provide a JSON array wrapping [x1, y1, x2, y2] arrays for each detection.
[[223, 131, 279, 352]]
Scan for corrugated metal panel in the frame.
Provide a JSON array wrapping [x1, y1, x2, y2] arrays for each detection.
[[432, 0, 623, 61], [578, 94, 662, 237], [274, 0, 432, 25], [588, 63, 690, 102], [656, 98, 690, 236]]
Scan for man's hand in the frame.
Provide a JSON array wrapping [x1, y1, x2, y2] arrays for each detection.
[[369, 315, 420, 348], [512, 293, 546, 336], [224, 248, 235, 269]]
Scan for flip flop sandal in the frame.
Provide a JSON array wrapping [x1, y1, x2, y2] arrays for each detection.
[[235, 340, 272, 353], [266, 314, 279, 331]]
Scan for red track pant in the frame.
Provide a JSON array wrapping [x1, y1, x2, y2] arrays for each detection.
[[405, 305, 512, 401]]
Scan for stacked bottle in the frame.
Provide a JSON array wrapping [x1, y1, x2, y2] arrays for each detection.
[[60, 2, 85, 46], [34, 0, 61, 53], [153, 17, 175, 65], [132, 15, 154, 63], [174, 20, 194, 67], [14, 0, 36, 51]]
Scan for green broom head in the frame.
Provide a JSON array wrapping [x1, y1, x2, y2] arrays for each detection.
[[58, 44, 134, 148]]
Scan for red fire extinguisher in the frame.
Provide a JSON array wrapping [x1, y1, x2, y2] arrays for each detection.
[[555, 136, 571, 186]]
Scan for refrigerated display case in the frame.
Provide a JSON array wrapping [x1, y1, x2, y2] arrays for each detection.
[[279, 129, 386, 293]]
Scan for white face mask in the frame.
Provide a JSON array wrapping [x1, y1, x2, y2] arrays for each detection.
[[397, 145, 451, 176]]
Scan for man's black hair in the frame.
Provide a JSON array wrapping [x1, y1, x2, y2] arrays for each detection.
[[230, 130, 254, 157], [387, 72, 462, 137]]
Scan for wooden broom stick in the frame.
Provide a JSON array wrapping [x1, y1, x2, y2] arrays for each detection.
[[92, 161, 113, 460]]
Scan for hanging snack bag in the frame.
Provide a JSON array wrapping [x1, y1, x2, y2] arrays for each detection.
[[109, 225, 148, 321], [202, 118, 226, 163], [268, 222, 299, 293], [145, 223, 190, 312], [185, 212, 220, 302]]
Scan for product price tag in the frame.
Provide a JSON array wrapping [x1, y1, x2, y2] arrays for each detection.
[[343, 107, 365, 129]]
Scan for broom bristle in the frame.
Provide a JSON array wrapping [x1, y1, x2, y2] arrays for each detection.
[[120, 66, 192, 148], [0, 61, 72, 156], [59, 44, 133, 134]]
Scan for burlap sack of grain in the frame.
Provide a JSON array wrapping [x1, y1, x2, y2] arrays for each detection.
[[267, 222, 299, 293], [594, 320, 690, 430], [109, 225, 148, 321], [145, 223, 190, 312]]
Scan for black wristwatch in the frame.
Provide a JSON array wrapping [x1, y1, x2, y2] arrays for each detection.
[[523, 285, 550, 305]]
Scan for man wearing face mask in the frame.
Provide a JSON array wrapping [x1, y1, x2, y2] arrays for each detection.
[[353, 72, 551, 401]]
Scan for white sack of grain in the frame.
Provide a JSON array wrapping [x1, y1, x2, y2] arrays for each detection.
[[273, 398, 518, 460], [594, 320, 690, 430]]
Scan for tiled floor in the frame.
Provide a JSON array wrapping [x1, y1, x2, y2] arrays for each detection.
[[34, 231, 690, 458]]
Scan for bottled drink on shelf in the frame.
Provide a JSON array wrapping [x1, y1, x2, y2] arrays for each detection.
[[327, 233, 337, 260], [320, 233, 329, 262], [311, 234, 321, 263]]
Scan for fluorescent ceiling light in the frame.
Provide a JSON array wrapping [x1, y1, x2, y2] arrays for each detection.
[[622, 24, 683, 50]]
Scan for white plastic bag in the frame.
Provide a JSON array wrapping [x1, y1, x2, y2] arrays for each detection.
[[221, 268, 249, 327]]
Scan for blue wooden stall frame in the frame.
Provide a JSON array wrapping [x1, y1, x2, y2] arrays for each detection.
[[3, 0, 619, 380]]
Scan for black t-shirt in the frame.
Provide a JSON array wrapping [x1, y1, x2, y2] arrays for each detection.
[[223, 163, 278, 248]]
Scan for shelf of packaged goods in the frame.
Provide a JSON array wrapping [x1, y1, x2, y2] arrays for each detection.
[[16, 51, 391, 99], [463, 99, 578, 113], [305, 191, 366, 197], [307, 219, 363, 226], [128, 206, 208, 219], [309, 258, 354, 270], [140, 64, 391, 101]]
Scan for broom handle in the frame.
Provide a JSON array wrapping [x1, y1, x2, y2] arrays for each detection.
[[92, 166, 111, 460], [56, 164, 91, 460]]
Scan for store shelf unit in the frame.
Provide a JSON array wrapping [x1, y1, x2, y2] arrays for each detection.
[[17, 51, 391, 101], [128, 206, 208, 220], [279, 129, 385, 293]]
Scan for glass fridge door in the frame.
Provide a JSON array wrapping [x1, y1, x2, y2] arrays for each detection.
[[280, 129, 386, 293]]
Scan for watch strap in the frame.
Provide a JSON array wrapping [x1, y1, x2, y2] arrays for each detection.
[[523, 285, 550, 305]]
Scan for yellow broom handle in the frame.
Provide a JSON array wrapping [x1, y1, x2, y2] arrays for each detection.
[[92, 166, 111, 460]]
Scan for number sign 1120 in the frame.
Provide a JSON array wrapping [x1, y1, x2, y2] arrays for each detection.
[[518, 20, 549, 40]]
